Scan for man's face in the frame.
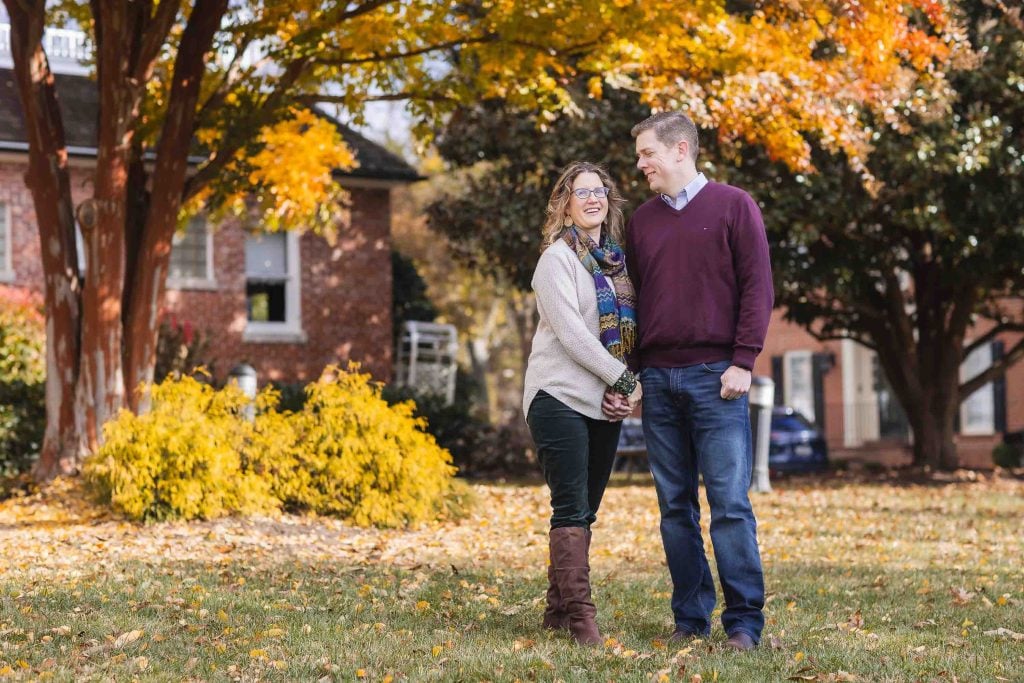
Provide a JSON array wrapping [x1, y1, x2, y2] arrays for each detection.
[[635, 129, 687, 195]]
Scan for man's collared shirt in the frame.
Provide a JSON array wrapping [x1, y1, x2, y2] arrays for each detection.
[[661, 172, 708, 211]]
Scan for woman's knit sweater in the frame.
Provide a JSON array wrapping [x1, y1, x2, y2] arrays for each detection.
[[523, 239, 629, 420]]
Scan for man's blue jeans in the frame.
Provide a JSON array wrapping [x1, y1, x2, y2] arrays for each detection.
[[640, 362, 765, 642]]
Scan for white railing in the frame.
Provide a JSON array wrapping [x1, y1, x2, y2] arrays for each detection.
[[0, 23, 93, 75]]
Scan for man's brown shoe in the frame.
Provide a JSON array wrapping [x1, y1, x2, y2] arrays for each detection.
[[724, 632, 757, 651], [667, 630, 700, 644]]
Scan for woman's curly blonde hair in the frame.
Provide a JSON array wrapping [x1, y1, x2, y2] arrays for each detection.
[[540, 161, 626, 251]]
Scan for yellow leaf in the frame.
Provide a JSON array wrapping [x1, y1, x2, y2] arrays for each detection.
[[794, 651, 805, 662], [250, 649, 267, 659], [356, 669, 366, 678], [431, 645, 443, 657], [113, 629, 144, 649], [416, 600, 430, 611]]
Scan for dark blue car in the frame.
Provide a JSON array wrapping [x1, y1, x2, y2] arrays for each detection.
[[768, 406, 829, 473], [614, 406, 829, 474]]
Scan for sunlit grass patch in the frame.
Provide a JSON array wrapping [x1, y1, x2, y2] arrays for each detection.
[[1, 472, 1021, 680]]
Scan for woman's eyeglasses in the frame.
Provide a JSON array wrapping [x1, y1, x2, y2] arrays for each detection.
[[572, 187, 610, 199]]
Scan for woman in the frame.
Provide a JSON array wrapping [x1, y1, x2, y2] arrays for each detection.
[[523, 161, 642, 646]]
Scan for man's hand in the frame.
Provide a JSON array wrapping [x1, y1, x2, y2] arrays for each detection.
[[627, 380, 643, 410], [602, 388, 633, 421], [720, 366, 751, 400]]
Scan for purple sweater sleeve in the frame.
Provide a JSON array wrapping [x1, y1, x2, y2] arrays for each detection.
[[729, 193, 774, 370]]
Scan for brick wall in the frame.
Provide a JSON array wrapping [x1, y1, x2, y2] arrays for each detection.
[[761, 308, 1024, 469], [0, 159, 394, 385], [754, 310, 846, 450]]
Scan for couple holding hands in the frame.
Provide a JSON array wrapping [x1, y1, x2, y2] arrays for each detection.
[[523, 111, 774, 651]]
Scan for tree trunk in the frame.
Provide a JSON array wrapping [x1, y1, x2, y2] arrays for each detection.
[[909, 406, 960, 471], [882, 344, 962, 470], [4, 1, 86, 479], [123, 0, 227, 412]]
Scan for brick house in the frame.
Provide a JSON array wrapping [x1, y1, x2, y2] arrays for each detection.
[[754, 310, 1024, 468], [0, 65, 419, 385]]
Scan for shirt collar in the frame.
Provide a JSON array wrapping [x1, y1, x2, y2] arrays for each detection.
[[661, 172, 708, 208]]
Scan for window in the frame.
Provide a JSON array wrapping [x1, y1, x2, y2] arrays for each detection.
[[783, 350, 816, 424], [168, 216, 215, 288], [0, 202, 12, 281], [243, 231, 304, 342], [960, 342, 995, 436]]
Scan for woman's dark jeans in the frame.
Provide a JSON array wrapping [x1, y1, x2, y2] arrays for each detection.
[[527, 391, 622, 529]]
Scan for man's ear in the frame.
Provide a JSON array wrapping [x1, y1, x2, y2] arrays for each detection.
[[677, 139, 689, 161]]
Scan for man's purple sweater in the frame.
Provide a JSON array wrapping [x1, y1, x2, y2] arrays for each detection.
[[625, 181, 773, 371]]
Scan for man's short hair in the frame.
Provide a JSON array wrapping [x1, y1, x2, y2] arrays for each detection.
[[631, 112, 700, 161]]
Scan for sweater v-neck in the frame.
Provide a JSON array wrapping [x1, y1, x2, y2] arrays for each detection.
[[657, 180, 716, 218]]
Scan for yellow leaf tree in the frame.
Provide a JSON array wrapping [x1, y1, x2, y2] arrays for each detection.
[[2, 0, 964, 480]]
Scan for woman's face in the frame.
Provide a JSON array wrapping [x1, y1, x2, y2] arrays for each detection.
[[566, 171, 609, 232]]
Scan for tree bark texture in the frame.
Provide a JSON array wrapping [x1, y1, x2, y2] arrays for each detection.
[[5, 0, 227, 479]]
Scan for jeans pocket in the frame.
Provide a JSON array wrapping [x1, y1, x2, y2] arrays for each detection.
[[700, 362, 728, 374]]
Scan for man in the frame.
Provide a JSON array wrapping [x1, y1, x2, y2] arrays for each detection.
[[605, 111, 773, 651]]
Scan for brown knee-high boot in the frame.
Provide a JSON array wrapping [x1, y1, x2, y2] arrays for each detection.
[[550, 526, 603, 646], [542, 530, 569, 630]]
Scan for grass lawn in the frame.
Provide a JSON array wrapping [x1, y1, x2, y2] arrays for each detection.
[[1, 471, 1022, 681]]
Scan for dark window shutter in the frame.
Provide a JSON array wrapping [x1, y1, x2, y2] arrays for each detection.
[[812, 353, 829, 431], [771, 355, 784, 406], [993, 341, 1006, 433]]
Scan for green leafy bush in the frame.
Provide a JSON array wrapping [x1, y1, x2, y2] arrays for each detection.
[[383, 381, 533, 479], [0, 288, 46, 476], [154, 312, 215, 382], [992, 441, 1023, 469]]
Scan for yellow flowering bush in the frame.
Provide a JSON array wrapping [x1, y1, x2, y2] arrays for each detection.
[[274, 365, 457, 527], [84, 364, 461, 527], [83, 375, 279, 521]]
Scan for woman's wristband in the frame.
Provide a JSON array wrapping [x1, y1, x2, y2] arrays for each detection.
[[611, 369, 637, 397]]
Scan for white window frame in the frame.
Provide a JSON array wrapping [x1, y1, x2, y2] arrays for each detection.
[[783, 349, 816, 424], [0, 202, 13, 282], [167, 216, 216, 290], [242, 230, 306, 343], [959, 342, 995, 436]]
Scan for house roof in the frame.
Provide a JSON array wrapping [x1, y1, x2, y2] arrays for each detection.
[[0, 68, 421, 182]]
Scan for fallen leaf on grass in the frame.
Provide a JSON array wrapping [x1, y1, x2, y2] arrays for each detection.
[[950, 587, 975, 605], [112, 629, 144, 649], [512, 638, 535, 652], [982, 627, 1024, 641]]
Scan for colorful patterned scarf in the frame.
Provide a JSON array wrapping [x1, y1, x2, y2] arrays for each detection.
[[563, 226, 637, 361]]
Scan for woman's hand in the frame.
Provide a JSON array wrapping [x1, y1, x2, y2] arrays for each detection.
[[601, 389, 632, 420]]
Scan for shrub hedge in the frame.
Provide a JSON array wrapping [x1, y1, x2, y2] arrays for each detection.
[[84, 364, 461, 527]]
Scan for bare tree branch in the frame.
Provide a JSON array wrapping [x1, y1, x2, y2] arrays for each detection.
[[964, 321, 1024, 357], [959, 336, 1024, 401], [134, 0, 182, 82], [318, 36, 494, 67], [300, 92, 457, 104]]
